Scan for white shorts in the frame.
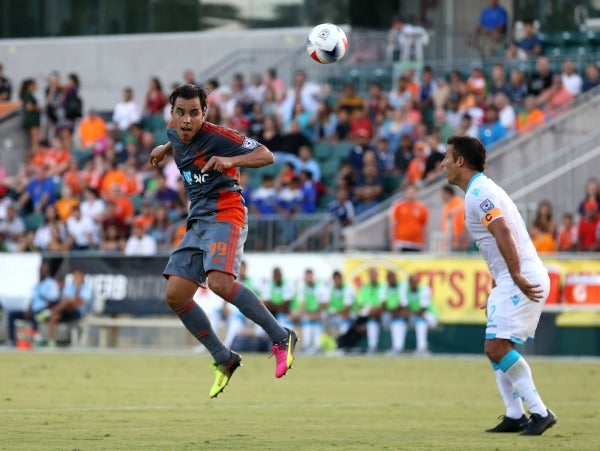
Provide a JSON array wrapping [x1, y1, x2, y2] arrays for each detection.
[[485, 269, 550, 344]]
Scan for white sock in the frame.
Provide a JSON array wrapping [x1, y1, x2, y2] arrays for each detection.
[[414, 318, 428, 352], [493, 366, 525, 418], [390, 319, 407, 352], [366, 320, 379, 352], [500, 350, 548, 416], [301, 321, 312, 350], [223, 316, 245, 348], [312, 321, 323, 351]]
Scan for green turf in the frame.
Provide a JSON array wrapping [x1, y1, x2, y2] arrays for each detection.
[[1, 352, 598, 450]]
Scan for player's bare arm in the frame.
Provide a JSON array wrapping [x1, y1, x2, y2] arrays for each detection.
[[150, 141, 172, 166], [487, 217, 544, 302], [202, 145, 274, 173]]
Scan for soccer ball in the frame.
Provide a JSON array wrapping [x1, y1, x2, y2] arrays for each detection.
[[306, 23, 348, 64]]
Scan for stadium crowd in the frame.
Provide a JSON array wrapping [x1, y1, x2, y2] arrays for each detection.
[[0, 47, 599, 254]]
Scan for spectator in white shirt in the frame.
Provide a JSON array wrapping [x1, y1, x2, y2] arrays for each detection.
[[0, 204, 25, 251], [494, 92, 516, 132], [124, 219, 157, 256], [112, 87, 141, 132], [79, 187, 105, 238], [561, 59, 583, 97], [66, 206, 96, 250]]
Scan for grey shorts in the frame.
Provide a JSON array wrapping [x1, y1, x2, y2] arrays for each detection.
[[163, 220, 248, 286]]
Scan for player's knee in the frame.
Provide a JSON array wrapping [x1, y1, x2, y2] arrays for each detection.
[[165, 285, 184, 310], [207, 272, 234, 298], [484, 340, 508, 363]]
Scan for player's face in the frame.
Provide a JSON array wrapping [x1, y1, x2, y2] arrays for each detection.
[[171, 97, 205, 144], [441, 145, 459, 185]]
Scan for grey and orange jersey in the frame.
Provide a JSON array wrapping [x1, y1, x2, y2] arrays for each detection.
[[167, 121, 262, 227]]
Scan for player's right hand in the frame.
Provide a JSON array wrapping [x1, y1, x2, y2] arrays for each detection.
[[150, 145, 166, 166], [512, 273, 544, 302]]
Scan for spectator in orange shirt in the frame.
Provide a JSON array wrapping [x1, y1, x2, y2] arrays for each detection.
[[531, 199, 557, 238], [388, 184, 428, 251], [108, 184, 135, 225], [61, 158, 84, 195], [30, 138, 68, 175], [536, 74, 573, 112], [133, 199, 155, 231], [404, 68, 420, 99], [556, 212, 578, 252], [121, 162, 144, 196], [77, 109, 107, 152], [100, 161, 127, 199], [404, 140, 428, 187], [42, 136, 72, 177], [54, 184, 80, 221], [529, 199, 558, 253], [440, 184, 469, 251], [516, 95, 545, 133], [530, 224, 557, 253]]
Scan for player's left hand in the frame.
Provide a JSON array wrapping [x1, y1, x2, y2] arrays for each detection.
[[512, 273, 544, 302], [202, 156, 233, 173]]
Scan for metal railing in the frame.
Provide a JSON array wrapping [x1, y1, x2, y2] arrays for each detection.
[[245, 213, 342, 252]]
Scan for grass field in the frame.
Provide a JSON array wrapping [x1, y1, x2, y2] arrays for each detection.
[[1, 351, 598, 450]]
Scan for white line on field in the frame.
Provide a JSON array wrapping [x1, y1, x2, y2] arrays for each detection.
[[0, 402, 396, 414]]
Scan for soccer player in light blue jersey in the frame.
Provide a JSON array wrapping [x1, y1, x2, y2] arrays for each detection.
[[442, 136, 556, 436]]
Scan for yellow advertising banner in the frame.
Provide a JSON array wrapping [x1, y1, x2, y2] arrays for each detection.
[[344, 256, 600, 325]]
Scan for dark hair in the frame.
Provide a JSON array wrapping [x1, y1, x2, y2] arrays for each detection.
[[169, 83, 208, 112], [446, 135, 486, 172], [19, 78, 35, 98], [151, 76, 163, 92], [442, 184, 455, 196], [68, 73, 80, 88], [301, 169, 313, 180]]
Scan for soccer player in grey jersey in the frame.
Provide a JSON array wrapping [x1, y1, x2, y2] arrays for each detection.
[[150, 84, 297, 398]]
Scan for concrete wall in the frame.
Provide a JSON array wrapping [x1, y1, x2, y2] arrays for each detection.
[[0, 27, 311, 112]]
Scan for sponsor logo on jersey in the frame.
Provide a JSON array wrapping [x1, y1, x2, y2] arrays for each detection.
[[479, 199, 495, 213], [182, 170, 210, 185]]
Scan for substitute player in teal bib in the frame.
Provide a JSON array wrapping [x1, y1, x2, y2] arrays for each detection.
[[355, 267, 384, 353], [150, 84, 297, 399], [381, 270, 406, 354], [298, 269, 329, 353], [326, 270, 355, 336], [260, 266, 296, 331]]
